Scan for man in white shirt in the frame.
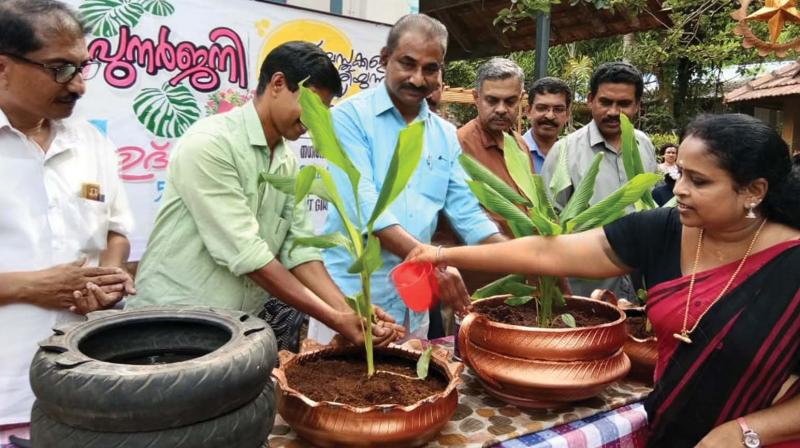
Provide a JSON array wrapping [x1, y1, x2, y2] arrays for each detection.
[[0, 0, 135, 436]]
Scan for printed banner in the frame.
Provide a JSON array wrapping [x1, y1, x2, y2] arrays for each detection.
[[65, 0, 389, 259]]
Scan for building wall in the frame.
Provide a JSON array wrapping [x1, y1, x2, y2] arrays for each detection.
[[278, 0, 418, 25]]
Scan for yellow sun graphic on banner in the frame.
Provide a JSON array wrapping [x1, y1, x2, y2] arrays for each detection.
[[256, 19, 366, 99]]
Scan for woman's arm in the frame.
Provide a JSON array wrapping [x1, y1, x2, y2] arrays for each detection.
[[697, 393, 800, 446], [407, 228, 631, 279]]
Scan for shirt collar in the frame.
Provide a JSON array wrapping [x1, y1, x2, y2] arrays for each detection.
[[588, 120, 613, 149], [0, 108, 10, 130], [374, 81, 430, 121], [523, 129, 544, 157], [243, 101, 267, 149]]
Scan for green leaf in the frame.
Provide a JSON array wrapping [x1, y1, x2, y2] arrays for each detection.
[[416, 346, 433, 379], [560, 313, 577, 328], [472, 274, 526, 299], [621, 114, 646, 181], [620, 114, 658, 211], [347, 232, 382, 275], [288, 233, 354, 257], [503, 133, 538, 206], [505, 296, 535, 306], [139, 0, 175, 16], [466, 181, 534, 237], [662, 195, 678, 208], [459, 154, 530, 206], [568, 173, 662, 233], [259, 173, 294, 196], [559, 152, 603, 223], [293, 166, 317, 205], [531, 175, 559, 222], [133, 82, 200, 138], [79, 0, 145, 37], [636, 288, 649, 302], [548, 139, 572, 198], [347, 292, 369, 317], [367, 121, 425, 228], [299, 86, 361, 204]]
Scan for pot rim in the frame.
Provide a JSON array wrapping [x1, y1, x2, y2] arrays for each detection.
[[271, 342, 463, 414], [468, 295, 626, 333]]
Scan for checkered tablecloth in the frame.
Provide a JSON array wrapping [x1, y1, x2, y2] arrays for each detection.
[[495, 402, 648, 448]]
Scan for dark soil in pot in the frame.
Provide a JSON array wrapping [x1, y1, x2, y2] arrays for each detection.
[[285, 353, 448, 407], [472, 298, 618, 328], [626, 315, 653, 339]]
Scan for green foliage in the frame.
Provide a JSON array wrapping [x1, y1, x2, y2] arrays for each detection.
[[494, 0, 647, 32], [261, 86, 425, 376], [472, 274, 528, 299], [416, 346, 434, 379], [461, 115, 660, 327]]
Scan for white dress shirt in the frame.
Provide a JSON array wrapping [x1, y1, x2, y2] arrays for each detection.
[[0, 108, 133, 425]]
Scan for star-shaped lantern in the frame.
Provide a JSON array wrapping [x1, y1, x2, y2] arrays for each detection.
[[746, 0, 800, 43]]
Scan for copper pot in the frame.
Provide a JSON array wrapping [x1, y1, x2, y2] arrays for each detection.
[[591, 289, 658, 383], [463, 296, 628, 361], [459, 295, 630, 408], [272, 344, 463, 448]]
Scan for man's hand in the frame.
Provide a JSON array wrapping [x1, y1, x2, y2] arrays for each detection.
[[26, 259, 130, 309], [434, 266, 470, 314], [72, 269, 136, 313], [331, 307, 406, 347], [372, 305, 406, 346]]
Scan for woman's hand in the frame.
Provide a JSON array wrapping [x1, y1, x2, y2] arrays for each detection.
[[695, 420, 741, 447], [406, 244, 441, 265]]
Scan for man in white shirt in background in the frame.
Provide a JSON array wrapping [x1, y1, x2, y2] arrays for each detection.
[[0, 0, 134, 440]]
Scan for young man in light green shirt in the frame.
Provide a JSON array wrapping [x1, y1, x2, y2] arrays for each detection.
[[129, 41, 402, 347]]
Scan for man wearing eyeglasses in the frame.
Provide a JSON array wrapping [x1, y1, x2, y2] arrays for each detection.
[[0, 0, 134, 436], [522, 77, 572, 173]]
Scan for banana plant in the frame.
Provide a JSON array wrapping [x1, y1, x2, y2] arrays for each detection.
[[459, 115, 660, 327], [260, 86, 424, 376]]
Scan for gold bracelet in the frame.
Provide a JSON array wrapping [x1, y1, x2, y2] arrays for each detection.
[[435, 245, 444, 266]]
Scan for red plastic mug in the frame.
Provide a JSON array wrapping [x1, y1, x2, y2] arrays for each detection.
[[390, 261, 440, 312]]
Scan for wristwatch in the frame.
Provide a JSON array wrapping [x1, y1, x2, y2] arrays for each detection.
[[737, 417, 762, 448]]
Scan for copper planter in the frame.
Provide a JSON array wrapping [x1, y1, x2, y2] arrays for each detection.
[[591, 289, 658, 383], [459, 295, 630, 408], [272, 344, 463, 448]]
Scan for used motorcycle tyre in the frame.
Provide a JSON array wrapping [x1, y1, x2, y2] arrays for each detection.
[[30, 307, 276, 432], [31, 383, 276, 448]]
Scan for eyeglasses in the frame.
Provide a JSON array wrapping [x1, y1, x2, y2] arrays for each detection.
[[3, 53, 100, 84], [532, 104, 568, 115]]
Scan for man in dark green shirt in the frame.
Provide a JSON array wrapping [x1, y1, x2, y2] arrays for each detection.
[[130, 42, 402, 347]]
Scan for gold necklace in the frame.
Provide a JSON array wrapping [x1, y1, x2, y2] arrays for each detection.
[[673, 219, 767, 344]]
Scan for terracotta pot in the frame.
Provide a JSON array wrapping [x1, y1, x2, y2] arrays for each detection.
[[459, 295, 630, 408], [590, 289, 658, 383], [272, 344, 463, 448]]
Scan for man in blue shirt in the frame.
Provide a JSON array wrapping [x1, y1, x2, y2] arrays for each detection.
[[521, 77, 572, 173], [308, 14, 504, 342]]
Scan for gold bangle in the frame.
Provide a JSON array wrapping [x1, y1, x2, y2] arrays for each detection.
[[435, 245, 444, 265]]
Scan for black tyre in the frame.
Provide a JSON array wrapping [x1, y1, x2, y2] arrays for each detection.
[[31, 382, 275, 448], [30, 306, 276, 432]]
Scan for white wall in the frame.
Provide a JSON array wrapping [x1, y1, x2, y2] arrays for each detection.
[[286, 0, 418, 25]]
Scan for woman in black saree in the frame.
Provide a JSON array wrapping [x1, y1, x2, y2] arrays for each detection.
[[408, 113, 800, 447]]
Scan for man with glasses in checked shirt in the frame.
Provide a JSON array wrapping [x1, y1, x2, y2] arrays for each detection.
[[0, 1, 134, 443]]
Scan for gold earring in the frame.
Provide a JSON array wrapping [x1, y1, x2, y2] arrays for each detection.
[[746, 203, 757, 219]]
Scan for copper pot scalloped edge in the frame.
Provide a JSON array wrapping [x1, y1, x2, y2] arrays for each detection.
[[463, 295, 628, 361], [271, 343, 463, 448], [458, 294, 630, 407], [591, 289, 658, 382]]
